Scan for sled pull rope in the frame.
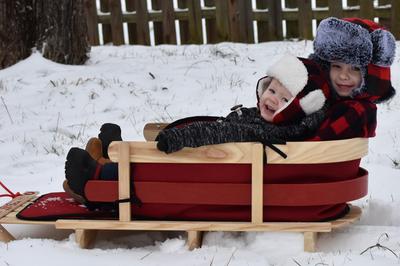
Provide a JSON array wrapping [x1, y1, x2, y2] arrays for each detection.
[[0, 180, 21, 198]]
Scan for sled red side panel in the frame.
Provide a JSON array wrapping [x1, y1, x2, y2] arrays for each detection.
[[84, 159, 367, 222]]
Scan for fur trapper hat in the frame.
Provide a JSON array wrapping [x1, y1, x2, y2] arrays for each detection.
[[314, 17, 396, 67], [256, 55, 330, 124], [312, 17, 396, 102]]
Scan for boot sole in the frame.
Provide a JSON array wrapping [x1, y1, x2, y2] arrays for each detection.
[[63, 180, 86, 205]]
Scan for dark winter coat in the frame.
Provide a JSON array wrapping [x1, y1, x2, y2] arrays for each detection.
[[156, 106, 326, 154], [307, 62, 395, 141]]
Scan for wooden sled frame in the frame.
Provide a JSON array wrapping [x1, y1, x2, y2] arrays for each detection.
[[0, 138, 368, 252]]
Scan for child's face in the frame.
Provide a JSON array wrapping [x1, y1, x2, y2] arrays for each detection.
[[329, 62, 362, 97], [259, 78, 293, 122]]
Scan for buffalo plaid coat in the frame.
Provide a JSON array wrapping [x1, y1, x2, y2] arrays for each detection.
[[309, 63, 395, 141]]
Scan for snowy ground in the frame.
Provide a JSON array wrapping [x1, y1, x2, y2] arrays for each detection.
[[0, 41, 399, 265]]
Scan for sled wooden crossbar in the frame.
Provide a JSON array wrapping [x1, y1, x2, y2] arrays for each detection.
[[0, 138, 368, 252]]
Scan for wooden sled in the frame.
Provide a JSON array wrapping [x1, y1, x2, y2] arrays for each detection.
[[0, 125, 368, 252]]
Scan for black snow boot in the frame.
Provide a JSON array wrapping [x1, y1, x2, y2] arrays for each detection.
[[98, 123, 122, 159], [64, 147, 99, 202]]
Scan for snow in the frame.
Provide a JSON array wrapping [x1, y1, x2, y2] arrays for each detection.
[[1, 41, 399, 265]]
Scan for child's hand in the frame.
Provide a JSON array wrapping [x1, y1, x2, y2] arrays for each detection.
[[156, 129, 184, 154]]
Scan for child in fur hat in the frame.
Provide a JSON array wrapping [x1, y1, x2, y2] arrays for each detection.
[[308, 17, 396, 140], [63, 55, 331, 203]]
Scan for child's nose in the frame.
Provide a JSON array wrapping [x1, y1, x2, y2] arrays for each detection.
[[339, 70, 349, 80], [270, 95, 279, 105]]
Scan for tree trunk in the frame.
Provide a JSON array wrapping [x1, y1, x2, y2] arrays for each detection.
[[35, 0, 89, 65], [0, 0, 35, 69]]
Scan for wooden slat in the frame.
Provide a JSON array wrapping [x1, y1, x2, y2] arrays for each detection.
[[256, 0, 269, 42], [267, 0, 283, 40], [187, 231, 203, 250], [151, 0, 163, 45], [377, 0, 391, 30], [161, 0, 177, 44], [360, 0, 374, 19], [145, 126, 368, 163], [177, 0, 189, 44], [227, 0, 240, 42], [84, 0, 100, 45], [304, 232, 318, 252], [347, 0, 360, 5], [215, 0, 230, 42], [109, 0, 125, 45], [56, 220, 332, 232], [125, 0, 138, 44], [251, 144, 263, 224], [100, 0, 112, 44], [316, 0, 328, 6], [187, 0, 203, 44], [285, 0, 298, 38], [238, 0, 254, 43], [75, 229, 97, 248], [143, 122, 168, 141], [266, 138, 368, 164], [0, 192, 38, 219], [109, 141, 254, 164], [0, 224, 15, 242], [135, 0, 150, 45], [391, 0, 400, 39], [298, 0, 313, 40], [204, 0, 218, 43], [328, 0, 344, 18], [118, 142, 131, 221]]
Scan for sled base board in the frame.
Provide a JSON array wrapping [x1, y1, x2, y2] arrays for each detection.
[[1, 193, 361, 252], [55, 205, 362, 252]]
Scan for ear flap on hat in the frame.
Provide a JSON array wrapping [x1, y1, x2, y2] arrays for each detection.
[[370, 29, 396, 66]]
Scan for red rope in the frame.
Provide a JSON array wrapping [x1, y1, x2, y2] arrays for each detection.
[[0, 180, 21, 198]]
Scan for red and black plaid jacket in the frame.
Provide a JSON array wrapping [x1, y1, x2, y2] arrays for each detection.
[[309, 63, 394, 141]]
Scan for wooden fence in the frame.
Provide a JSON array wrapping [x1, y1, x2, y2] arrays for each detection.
[[84, 0, 400, 46]]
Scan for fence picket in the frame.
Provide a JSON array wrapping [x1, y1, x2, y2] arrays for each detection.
[[215, 0, 230, 42], [161, 0, 176, 44], [204, 0, 217, 43], [267, 0, 283, 41], [237, 0, 254, 43], [285, 0, 298, 38], [377, 0, 390, 29], [298, 0, 313, 40], [227, 0, 240, 42], [328, 0, 344, 18], [100, 0, 112, 44], [347, 0, 360, 6], [151, 0, 163, 45], [256, 0, 268, 42], [360, 0, 374, 20], [187, 0, 203, 44], [177, 0, 189, 44], [85, 0, 99, 45], [125, 0, 137, 44], [391, 0, 400, 39], [109, 0, 124, 45], [135, 0, 150, 45]]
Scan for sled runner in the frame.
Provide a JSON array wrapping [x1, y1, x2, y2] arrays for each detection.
[[1, 134, 368, 252]]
